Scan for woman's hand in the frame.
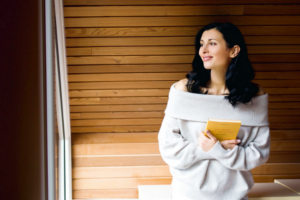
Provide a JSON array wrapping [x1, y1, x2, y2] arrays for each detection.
[[198, 130, 218, 152], [220, 139, 241, 150]]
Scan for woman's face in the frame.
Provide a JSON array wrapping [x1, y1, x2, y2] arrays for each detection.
[[199, 28, 233, 71]]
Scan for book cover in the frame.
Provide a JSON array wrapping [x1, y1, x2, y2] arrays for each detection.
[[204, 118, 241, 141]]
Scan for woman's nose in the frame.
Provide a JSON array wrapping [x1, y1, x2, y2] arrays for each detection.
[[200, 45, 208, 55], [202, 44, 208, 53]]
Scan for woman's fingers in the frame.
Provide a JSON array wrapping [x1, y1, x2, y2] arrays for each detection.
[[225, 139, 240, 144], [220, 140, 239, 150]]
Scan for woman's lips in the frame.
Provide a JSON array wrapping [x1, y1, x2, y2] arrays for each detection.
[[202, 56, 213, 62]]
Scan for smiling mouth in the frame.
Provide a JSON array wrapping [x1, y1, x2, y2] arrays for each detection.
[[203, 57, 213, 61]]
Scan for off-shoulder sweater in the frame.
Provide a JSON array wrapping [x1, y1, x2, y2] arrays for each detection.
[[158, 82, 271, 200]]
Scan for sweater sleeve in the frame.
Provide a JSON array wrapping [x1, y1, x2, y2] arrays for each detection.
[[158, 115, 216, 170], [206, 125, 271, 171]]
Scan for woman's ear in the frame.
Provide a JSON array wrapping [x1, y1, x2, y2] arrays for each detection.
[[230, 45, 240, 58]]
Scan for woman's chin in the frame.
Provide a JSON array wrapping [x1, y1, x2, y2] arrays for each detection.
[[203, 65, 213, 70]]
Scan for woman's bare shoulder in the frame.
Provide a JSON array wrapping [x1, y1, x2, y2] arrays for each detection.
[[254, 85, 266, 97], [174, 78, 189, 92]]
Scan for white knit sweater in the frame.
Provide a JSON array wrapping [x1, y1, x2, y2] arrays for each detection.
[[158, 82, 271, 200]]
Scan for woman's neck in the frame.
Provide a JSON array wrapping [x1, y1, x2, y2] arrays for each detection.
[[207, 69, 228, 95]]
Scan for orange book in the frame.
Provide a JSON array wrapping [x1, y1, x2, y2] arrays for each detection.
[[204, 118, 241, 141]]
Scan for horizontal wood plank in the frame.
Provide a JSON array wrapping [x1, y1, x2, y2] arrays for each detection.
[[72, 141, 300, 156], [72, 166, 171, 178], [70, 104, 167, 112], [265, 88, 300, 94], [269, 102, 300, 109], [72, 175, 300, 198], [69, 103, 300, 113], [70, 123, 300, 133], [68, 73, 186, 82], [64, 0, 300, 6], [72, 152, 300, 167], [69, 96, 300, 107], [67, 63, 300, 74], [66, 45, 300, 56], [69, 88, 300, 98], [72, 143, 160, 155], [70, 110, 300, 120], [244, 5, 300, 15], [71, 130, 300, 144], [64, 16, 300, 28], [67, 55, 300, 65], [68, 72, 300, 82], [271, 130, 300, 140], [72, 155, 166, 167], [72, 163, 300, 179], [66, 37, 195, 47], [70, 111, 164, 119], [70, 117, 300, 126], [68, 80, 300, 91], [65, 26, 300, 37], [253, 174, 300, 183], [66, 36, 300, 47], [72, 132, 159, 144], [73, 177, 171, 190], [67, 64, 191, 74], [72, 174, 300, 191], [69, 89, 169, 97], [64, 5, 244, 17], [270, 123, 300, 130], [268, 110, 300, 116], [64, 5, 300, 17], [71, 125, 161, 133], [73, 189, 138, 199]]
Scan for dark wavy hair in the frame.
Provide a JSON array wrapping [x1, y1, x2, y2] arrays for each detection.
[[186, 22, 259, 107]]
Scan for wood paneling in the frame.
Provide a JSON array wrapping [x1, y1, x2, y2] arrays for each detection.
[[65, 0, 300, 198], [68, 80, 300, 91], [65, 26, 300, 37], [69, 96, 300, 107], [70, 118, 300, 126], [73, 189, 138, 199], [68, 88, 300, 98], [71, 152, 300, 167], [64, 0, 300, 6], [244, 5, 300, 15], [68, 72, 300, 82], [70, 124, 300, 133], [72, 164, 300, 179], [71, 130, 300, 144], [71, 141, 300, 156], [72, 132, 159, 144], [70, 104, 167, 112], [71, 125, 161, 133], [69, 110, 300, 120], [66, 36, 300, 47], [64, 6, 245, 17], [67, 55, 300, 65], [66, 45, 300, 56], [65, 16, 300, 28], [64, 5, 300, 17]]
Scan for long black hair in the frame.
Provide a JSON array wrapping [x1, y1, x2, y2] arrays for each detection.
[[186, 22, 259, 107]]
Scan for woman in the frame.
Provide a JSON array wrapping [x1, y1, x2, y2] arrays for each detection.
[[158, 22, 270, 200]]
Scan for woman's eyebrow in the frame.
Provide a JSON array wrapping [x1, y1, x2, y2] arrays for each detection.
[[200, 39, 217, 42]]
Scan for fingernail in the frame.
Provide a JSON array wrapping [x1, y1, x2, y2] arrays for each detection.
[[237, 139, 241, 143], [206, 130, 209, 133]]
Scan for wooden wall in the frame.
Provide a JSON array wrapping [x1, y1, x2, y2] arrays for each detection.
[[63, 0, 300, 199]]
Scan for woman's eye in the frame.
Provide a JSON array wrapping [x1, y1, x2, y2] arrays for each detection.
[[200, 43, 216, 47]]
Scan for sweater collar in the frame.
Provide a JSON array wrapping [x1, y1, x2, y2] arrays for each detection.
[[164, 82, 269, 126]]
